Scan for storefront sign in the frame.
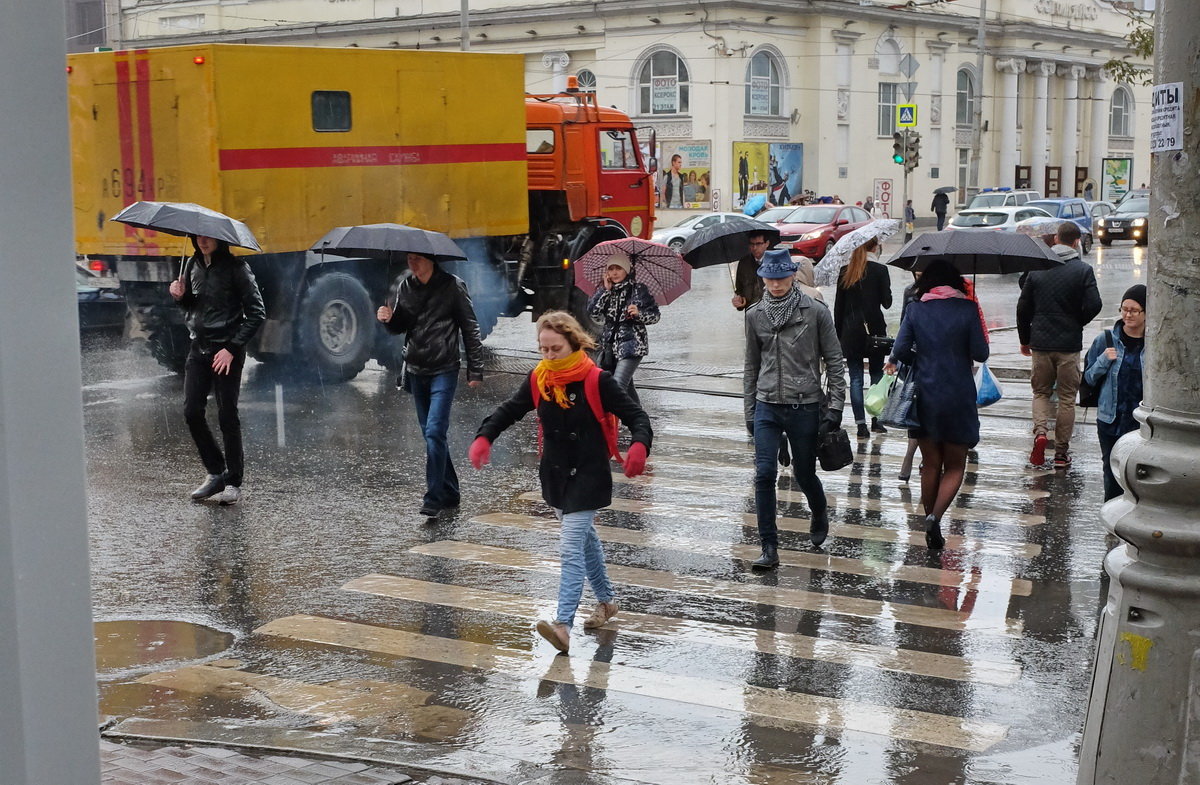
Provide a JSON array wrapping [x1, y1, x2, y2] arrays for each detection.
[[651, 77, 678, 113], [750, 77, 771, 115]]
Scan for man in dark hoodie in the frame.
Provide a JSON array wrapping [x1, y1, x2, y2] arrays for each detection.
[[169, 235, 266, 505], [1016, 221, 1103, 468]]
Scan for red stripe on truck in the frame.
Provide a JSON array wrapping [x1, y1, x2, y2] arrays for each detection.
[[114, 54, 138, 252], [217, 143, 526, 171]]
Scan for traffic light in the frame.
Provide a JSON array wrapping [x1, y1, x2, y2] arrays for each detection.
[[905, 131, 922, 173], [892, 131, 906, 165]]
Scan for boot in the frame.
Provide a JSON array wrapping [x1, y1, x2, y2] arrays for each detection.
[[751, 544, 780, 569], [809, 508, 830, 548], [871, 417, 888, 434], [924, 514, 946, 550], [856, 422, 871, 439]]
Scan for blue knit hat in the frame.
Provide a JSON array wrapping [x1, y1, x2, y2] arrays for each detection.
[[756, 248, 799, 279]]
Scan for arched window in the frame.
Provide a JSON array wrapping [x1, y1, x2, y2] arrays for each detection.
[[745, 50, 783, 116], [576, 69, 597, 92], [956, 68, 977, 126], [1109, 86, 1133, 136], [637, 50, 690, 115]]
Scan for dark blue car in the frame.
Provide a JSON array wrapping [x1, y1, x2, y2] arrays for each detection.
[[1025, 198, 1094, 254]]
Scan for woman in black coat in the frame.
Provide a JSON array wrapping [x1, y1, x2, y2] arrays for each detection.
[[834, 238, 893, 438], [469, 311, 652, 654]]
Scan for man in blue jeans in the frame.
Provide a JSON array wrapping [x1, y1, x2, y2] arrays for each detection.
[[377, 252, 484, 518], [744, 250, 846, 565]]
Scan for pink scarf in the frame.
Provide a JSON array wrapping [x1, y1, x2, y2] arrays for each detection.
[[920, 285, 991, 342]]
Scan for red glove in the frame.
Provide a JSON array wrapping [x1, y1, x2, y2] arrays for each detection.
[[623, 442, 648, 478], [468, 436, 492, 470]]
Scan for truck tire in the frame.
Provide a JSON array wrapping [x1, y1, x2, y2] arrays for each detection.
[[294, 272, 374, 382], [147, 323, 190, 373], [569, 288, 601, 338]]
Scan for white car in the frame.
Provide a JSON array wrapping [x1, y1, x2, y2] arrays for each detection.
[[946, 206, 1053, 232], [650, 212, 747, 250]]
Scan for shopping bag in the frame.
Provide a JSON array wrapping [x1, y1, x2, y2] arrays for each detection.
[[864, 374, 897, 417], [817, 427, 854, 471], [974, 363, 1004, 408], [880, 364, 920, 429]]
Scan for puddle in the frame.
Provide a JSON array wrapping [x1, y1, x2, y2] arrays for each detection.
[[95, 619, 235, 674]]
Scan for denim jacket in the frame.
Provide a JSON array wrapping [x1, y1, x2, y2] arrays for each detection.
[[1083, 322, 1139, 425]]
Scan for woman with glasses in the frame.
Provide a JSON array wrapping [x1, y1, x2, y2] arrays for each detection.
[[1083, 285, 1147, 501]]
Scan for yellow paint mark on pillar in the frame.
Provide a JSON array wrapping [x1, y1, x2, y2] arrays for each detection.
[[1118, 632, 1155, 671]]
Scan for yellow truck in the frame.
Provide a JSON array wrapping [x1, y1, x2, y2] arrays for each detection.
[[69, 44, 654, 379]]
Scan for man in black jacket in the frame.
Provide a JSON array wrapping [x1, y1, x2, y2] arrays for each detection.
[[1016, 222, 1103, 468], [377, 252, 484, 518], [931, 191, 950, 231], [169, 235, 266, 505]]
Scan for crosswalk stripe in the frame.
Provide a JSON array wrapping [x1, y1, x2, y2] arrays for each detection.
[[343, 574, 1022, 686], [469, 512, 1033, 597], [518, 491, 1043, 560], [613, 472, 1047, 526], [409, 540, 1023, 635], [257, 613, 1009, 752]]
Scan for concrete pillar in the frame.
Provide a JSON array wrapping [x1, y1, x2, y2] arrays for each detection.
[[995, 58, 1025, 188], [927, 40, 953, 171], [1088, 70, 1109, 190], [1028, 61, 1054, 194], [832, 30, 861, 181], [1076, 1, 1200, 782], [542, 51, 570, 94], [1058, 64, 1085, 195], [0, 1, 102, 784]]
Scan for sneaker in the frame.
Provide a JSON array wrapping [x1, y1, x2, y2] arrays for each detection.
[[215, 485, 241, 505], [190, 474, 225, 500], [856, 422, 871, 439], [871, 417, 888, 434], [1029, 434, 1048, 466], [1053, 451, 1072, 469], [583, 601, 619, 630], [535, 620, 570, 653]]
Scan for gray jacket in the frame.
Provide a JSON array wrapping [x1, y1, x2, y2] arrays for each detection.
[[744, 291, 847, 422]]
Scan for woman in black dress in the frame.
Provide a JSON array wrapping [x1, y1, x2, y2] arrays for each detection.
[[885, 260, 989, 549]]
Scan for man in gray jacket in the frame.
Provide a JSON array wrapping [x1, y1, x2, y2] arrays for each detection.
[[1016, 221, 1103, 468], [744, 250, 847, 565]]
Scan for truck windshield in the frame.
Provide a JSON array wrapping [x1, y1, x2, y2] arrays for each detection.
[[599, 129, 640, 170]]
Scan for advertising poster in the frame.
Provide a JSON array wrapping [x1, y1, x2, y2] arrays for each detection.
[[732, 142, 770, 209], [658, 140, 712, 209], [767, 143, 804, 207], [1101, 158, 1133, 203]]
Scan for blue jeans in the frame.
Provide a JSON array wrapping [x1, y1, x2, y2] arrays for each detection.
[[1097, 419, 1137, 502], [555, 508, 614, 626], [409, 370, 460, 509], [848, 354, 884, 424], [753, 401, 826, 548], [611, 357, 642, 405]]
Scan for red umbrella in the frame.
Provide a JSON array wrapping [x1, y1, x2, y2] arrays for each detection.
[[573, 238, 691, 306]]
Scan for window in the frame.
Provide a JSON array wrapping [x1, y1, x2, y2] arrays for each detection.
[[956, 68, 977, 126], [638, 50, 689, 115], [576, 69, 597, 92], [526, 129, 555, 154], [878, 83, 898, 136], [598, 129, 639, 170], [745, 51, 783, 116], [312, 91, 351, 132], [1110, 86, 1133, 137]]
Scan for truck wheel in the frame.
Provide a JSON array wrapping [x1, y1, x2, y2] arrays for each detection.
[[295, 272, 374, 382], [147, 323, 190, 373]]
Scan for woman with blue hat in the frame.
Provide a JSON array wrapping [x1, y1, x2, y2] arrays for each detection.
[[744, 249, 847, 565]]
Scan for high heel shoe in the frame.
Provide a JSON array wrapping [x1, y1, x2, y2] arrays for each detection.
[[924, 514, 945, 550]]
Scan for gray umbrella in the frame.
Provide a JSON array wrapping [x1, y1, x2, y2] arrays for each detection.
[[312, 223, 467, 261], [888, 231, 1062, 274], [680, 217, 781, 269], [111, 201, 262, 251]]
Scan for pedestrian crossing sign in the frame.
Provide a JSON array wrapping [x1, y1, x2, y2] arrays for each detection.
[[897, 104, 917, 127]]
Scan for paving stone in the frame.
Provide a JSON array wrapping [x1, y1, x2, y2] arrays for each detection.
[[320, 760, 370, 774], [260, 775, 312, 785], [192, 746, 243, 759]]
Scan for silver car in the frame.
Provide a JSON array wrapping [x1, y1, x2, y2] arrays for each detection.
[[650, 212, 747, 250]]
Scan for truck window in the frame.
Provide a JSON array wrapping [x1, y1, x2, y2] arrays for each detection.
[[526, 129, 555, 154], [599, 129, 639, 170], [312, 91, 351, 132]]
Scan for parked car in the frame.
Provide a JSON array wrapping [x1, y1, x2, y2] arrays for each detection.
[[1024, 198, 1094, 253], [1087, 201, 1116, 222], [946, 206, 1054, 232], [768, 203, 873, 259], [1095, 197, 1150, 246], [1117, 188, 1150, 206], [966, 188, 1043, 209], [650, 212, 747, 250], [753, 205, 799, 224], [77, 269, 125, 331]]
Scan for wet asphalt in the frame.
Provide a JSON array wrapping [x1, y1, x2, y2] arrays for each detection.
[[84, 240, 1149, 784]]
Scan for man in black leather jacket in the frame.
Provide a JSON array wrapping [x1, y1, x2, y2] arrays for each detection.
[[169, 235, 266, 505], [377, 252, 484, 518]]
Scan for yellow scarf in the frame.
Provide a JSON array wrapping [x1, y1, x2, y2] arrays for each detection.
[[533, 350, 595, 409]]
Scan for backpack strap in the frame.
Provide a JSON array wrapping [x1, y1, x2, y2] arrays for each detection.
[[529, 367, 624, 465]]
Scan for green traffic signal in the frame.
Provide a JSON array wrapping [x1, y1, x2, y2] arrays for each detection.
[[891, 132, 905, 165]]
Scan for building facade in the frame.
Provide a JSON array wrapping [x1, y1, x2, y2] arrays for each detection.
[[107, 0, 1152, 214]]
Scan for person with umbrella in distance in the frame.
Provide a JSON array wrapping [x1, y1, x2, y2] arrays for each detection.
[[169, 235, 266, 505], [834, 237, 893, 439], [884, 259, 989, 550], [745, 250, 847, 562], [587, 252, 660, 405], [468, 311, 652, 654], [931, 188, 951, 231], [376, 251, 485, 519]]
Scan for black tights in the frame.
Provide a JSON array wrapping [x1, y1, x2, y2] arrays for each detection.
[[917, 439, 969, 522]]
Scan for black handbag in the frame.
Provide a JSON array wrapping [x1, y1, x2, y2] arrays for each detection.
[[817, 427, 854, 471], [1078, 331, 1113, 408], [880, 361, 920, 429], [868, 335, 895, 355]]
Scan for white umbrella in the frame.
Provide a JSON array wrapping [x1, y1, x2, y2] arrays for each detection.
[[813, 219, 900, 287]]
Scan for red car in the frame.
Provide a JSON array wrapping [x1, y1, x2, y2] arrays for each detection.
[[767, 204, 874, 260]]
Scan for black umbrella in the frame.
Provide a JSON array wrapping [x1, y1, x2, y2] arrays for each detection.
[[311, 223, 468, 261], [888, 231, 1062, 275], [933, 185, 958, 195], [111, 201, 262, 251], [680, 216, 781, 269]]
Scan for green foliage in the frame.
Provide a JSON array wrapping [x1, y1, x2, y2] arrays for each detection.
[[1104, 11, 1154, 86]]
